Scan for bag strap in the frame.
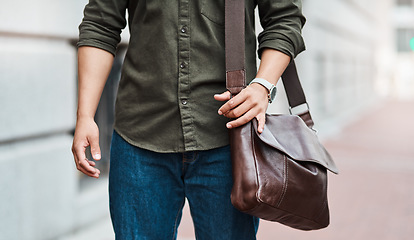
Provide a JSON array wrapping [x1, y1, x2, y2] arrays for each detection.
[[225, 0, 314, 128], [225, 0, 246, 97]]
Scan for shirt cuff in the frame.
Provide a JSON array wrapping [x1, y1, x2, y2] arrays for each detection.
[[77, 39, 117, 56], [258, 32, 305, 60], [77, 21, 121, 56]]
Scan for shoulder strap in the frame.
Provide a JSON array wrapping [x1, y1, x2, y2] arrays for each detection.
[[225, 0, 246, 96], [225, 0, 314, 128]]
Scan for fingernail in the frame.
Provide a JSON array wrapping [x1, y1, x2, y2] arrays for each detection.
[[218, 110, 222, 115], [94, 154, 101, 159], [226, 123, 232, 128]]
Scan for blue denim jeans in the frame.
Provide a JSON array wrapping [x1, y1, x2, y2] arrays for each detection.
[[109, 131, 258, 239]]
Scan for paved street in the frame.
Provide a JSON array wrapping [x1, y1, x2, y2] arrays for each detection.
[[61, 99, 414, 240]]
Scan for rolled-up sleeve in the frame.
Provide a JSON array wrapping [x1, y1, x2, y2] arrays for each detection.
[[77, 0, 128, 56], [257, 0, 306, 59]]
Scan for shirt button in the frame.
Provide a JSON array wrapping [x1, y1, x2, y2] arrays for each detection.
[[180, 63, 186, 69], [181, 100, 188, 105], [181, 26, 187, 33]]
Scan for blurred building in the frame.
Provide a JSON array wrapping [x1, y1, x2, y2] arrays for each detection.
[[392, 0, 414, 99], [269, 0, 395, 134], [268, 0, 413, 134], [0, 1, 409, 240]]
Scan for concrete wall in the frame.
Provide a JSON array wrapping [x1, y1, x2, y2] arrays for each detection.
[[0, 1, 110, 240]]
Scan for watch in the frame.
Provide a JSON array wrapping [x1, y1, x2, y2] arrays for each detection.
[[249, 78, 277, 103]]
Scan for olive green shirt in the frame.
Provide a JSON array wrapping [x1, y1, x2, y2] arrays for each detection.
[[78, 0, 305, 153]]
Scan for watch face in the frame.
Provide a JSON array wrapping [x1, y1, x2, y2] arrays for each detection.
[[270, 87, 277, 101]]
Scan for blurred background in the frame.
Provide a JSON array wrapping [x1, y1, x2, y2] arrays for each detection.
[[0, 0, 413, 239]]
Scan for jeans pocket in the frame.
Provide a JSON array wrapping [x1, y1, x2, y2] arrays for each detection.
[[201, 0, 225, 26]]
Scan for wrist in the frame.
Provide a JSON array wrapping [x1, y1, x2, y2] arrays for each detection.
[[250, 81, 269, 93], [76, 111, 95, 121], [249, 78, 277, 103]]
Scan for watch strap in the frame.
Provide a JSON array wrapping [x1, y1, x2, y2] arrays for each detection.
[[250, 78, 276, 103], [249, 78, 274, 92]]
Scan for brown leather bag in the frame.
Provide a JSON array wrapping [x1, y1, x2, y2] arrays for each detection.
[[225, 0, 339, 230]]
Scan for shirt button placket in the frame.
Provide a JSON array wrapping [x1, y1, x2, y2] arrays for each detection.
[[178, 0, 195, 150], [181, 26, 187, 33]]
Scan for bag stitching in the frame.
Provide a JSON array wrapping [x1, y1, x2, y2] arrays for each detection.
[[277, 155, 289, 207], [251, 122, 261, 205]]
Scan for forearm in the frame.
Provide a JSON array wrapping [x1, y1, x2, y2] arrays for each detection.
[[77, 46, 114, 120], [255, 48, 291, 85]]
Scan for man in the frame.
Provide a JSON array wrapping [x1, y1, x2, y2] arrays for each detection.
[[72, 0, 305, 239]]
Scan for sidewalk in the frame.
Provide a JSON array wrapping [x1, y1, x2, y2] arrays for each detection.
[[61, 99, 414, 240]]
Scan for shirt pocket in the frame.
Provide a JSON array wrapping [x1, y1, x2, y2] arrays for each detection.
[[201, 0, 225, 26]]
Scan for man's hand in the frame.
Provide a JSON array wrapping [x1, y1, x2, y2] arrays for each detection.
[[71, 117, 101, 178], [215, 48, 291, 133], [214, 83, 269, 133]]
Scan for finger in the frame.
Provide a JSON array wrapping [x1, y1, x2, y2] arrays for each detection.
[[89, 134, 101, 161], [81, 168, 100, 178], [78, 158, 99, 174], [71, 145, 78, 166], [256, 114, 266, 133], [214, 91, 231, 102], [218, 92, 247, 116], [87, 160, 101, 176], [73, 154, 99, 178], [79, 160, 100, 178], [88, 160, 96, 167], [73, 142, 98, 174], [73, 144, 98, 175], [73, 143, 87, 168], [72, 152, 79, 169], [223, 100, 255, 119], [226, 110, 257, 129]]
